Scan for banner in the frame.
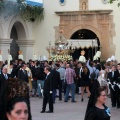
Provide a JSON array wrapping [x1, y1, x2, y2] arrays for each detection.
[[26, 0, 43, 6]]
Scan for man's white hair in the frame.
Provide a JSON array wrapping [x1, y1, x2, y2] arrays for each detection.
[[3, 65, 7, 69]]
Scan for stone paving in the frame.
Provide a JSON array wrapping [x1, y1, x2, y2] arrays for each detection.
[[30, 94, 120, 120]]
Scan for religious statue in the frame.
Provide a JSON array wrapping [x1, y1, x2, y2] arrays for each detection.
[[96, 51, 101, 58], [93, 55, 98, 61], [93, 51, 101, 61], [0, 50, 3, 61], [8, 49, 12, 64], [33, 54, 37, 61], [18, 50, 24, 60], [79, 50, 86, 63]]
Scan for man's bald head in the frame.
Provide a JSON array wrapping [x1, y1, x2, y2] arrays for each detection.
[[66, 64, 70, 68]]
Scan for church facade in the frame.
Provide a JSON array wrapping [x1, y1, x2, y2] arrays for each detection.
[[0, 0, 120, 62]]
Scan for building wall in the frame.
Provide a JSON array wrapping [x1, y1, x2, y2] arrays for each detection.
[[88, 1, 120, 62], [89, 0, 112, 10], [34, 0, 120, 61], [110, 2, 120, 62], [0, 0, 120, 62], [33, 0, 80, 58], [0, 14, 34, 62], [35, 0, 120, 62]]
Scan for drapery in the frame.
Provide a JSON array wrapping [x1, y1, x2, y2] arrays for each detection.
[[66, 39, 98, 49]]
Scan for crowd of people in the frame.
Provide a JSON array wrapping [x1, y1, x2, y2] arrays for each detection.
[[0, 58, 120, 120]]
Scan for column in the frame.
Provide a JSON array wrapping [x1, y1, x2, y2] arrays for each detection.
[[16, 39, 35, 62], [0, 38, 12, 61]]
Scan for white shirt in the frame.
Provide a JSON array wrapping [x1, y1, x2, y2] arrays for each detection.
[[3, 73, 8, 79], [46, 72, 50, 79]]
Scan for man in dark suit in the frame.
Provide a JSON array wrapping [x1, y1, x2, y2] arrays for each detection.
[[0, 67, 11, 120], [74, 62, 83, 94], [51, 67, 60, 103], [31, 61, 38, 97], [13, 59, 18, 69], [115, 64, 120, 108], [41, 66, 54, 113], [107, 65, 118, 107], [9, 64, 16, 78], [17, 64, 28, 83], [0, 66, 11, 81]]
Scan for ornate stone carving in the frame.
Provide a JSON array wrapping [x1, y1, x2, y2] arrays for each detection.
[[55, 10, 115, 60], [79, 0, 88, 10]]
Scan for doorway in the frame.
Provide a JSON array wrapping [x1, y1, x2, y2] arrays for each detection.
[[10, 21, 26, 60], [70, 29, 100, 61], [10, 25, 19, 60]]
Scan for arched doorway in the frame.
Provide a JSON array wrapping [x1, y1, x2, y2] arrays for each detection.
[[70, 29, 100, 61], [10, 22, 26, 60]]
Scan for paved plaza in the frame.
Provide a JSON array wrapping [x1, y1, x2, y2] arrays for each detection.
[[31, 94, 120, 120]]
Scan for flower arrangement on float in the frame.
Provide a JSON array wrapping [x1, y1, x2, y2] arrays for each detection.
[[49, 55, 73, 61]]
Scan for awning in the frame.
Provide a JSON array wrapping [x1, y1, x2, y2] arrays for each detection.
[[25, 0, 43, 6], [66, 39, 98, 49]]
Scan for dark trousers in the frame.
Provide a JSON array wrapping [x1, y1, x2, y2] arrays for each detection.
[[116, 87, 120, 107], [53, 89, 56, 102], [59, 80, 64, 100], [110, 88, 116, 106], [32, 81, 37, 95], [63, 81, 67, 95], [42, 92, 53, 111], [75, 78, 81, 93]]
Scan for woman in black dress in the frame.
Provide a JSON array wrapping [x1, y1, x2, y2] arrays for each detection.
[[80, 66, 90, 101], [84, 86, 111, 120]]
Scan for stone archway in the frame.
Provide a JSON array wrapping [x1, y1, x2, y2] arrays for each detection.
[[70, 29, 100, 60], [55, 10, 115, 61], [0, 23, 4, 50], [10, 21, 27, 60], [10, 21, 26, 40], [8, 16, 29, 39]]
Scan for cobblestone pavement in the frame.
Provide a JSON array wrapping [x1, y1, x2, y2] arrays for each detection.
[[30, 94, 120, 120]]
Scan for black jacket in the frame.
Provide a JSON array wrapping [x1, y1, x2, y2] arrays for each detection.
[[31, 66, 37, 79], [43, 73, 53, 93], [10, 68, 17, 78], [107, 71, 118, 84], [0, 73, 11, 81], [17, 69, 28, 83], [35, 67, 46, 80], [0, 73, 11, 120], [51, 69, 60, 89], [115, 70, 120, 84]]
